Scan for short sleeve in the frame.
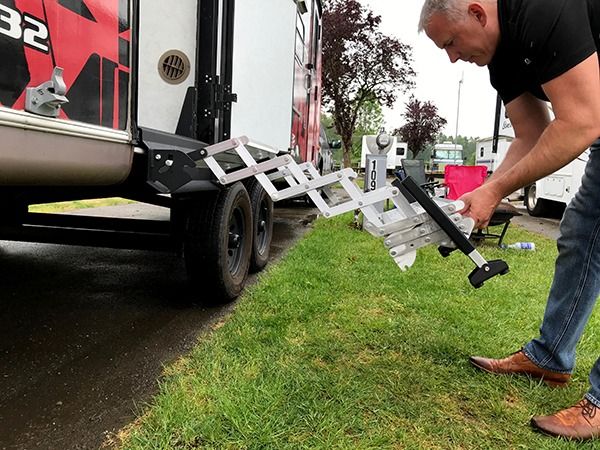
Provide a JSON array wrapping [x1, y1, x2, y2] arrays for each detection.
[[525, 0, 596, 84], [488, 0, 596, 104]]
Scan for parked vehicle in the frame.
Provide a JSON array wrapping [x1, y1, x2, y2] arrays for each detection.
[[317, 126, 339, 175], [430, 142, 463, 174], [0, 0, 324, 302], [524, 154, 588, 216], [475, 135, 513, 175], [491, 97, 587, 217], [360, 134, 408, 172]]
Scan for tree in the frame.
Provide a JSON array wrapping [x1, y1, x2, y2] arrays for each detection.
[[322, 0, 415, 168], [395, 96, 447, 159], [351, 96, 384, 163], [355, 95, 385, 136]]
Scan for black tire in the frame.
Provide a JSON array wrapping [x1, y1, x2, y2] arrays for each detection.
[[246, 179, 273, 272], [183, 182, 252, 303], [524, 184, 551, 217]]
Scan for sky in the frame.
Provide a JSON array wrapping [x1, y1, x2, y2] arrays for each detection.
[[362, 0, 498, 139]]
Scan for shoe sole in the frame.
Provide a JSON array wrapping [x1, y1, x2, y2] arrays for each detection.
[[469, 359, 569, 388]]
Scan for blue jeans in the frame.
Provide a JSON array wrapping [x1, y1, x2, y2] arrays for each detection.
[[523, 139, 600, 406]]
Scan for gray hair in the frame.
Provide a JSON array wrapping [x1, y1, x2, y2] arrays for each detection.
[[418, 0, 469, 33]]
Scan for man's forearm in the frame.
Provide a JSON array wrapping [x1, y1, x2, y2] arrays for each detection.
[[487, 137, 534, 182]]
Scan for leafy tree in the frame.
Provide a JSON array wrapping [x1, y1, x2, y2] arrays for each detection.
[[351, 96, 385, 163], [322, 0, 414, 168], [355, 95, 385, 136], [395, 96, 447, 159]]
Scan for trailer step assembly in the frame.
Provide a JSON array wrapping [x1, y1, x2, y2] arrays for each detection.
[[193, 136, 509, 288]]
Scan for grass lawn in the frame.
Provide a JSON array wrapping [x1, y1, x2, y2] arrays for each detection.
[[113, 214, 600, 449], [29, 197, 134, 213]]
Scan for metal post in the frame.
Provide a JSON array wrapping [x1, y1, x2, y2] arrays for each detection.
[[364, 154, 387, 214], [454, 72, 463, 155]]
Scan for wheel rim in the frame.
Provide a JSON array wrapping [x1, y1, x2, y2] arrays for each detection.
[[255, 197, 271, 255], [227, 206, 246, 274], [527, 185, 537, 211]]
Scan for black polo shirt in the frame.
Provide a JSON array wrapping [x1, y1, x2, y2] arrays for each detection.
[[489, 0, 600, 104]]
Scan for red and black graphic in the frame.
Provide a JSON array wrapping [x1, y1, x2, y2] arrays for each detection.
[[57, 0, 96, 22], [0, 0, 130, 130], [0, 0, 32, 106]]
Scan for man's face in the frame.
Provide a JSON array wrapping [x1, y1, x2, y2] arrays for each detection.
[[425, 6, 495, 66]]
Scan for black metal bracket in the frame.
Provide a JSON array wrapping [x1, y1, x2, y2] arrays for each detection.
[[393, 176, 509, 288], [196, 0, 236, 144], [200, 75, 237, 120], [214, 77, 237, 113], [141, 127, 217, 194]]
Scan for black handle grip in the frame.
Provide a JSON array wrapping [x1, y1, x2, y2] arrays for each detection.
[[469, 260, 509, 288]]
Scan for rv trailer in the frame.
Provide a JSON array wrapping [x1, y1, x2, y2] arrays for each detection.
[[0, 0, 324, 301]]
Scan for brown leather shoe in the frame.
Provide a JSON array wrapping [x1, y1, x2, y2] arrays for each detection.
[[469, 350, 570, 387], [531, 399, 600, 440]]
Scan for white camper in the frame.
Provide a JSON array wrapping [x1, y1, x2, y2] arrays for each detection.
[[360, 135, 408, 171], [495, 100, 587, 216], [475, 135, 513, 174]]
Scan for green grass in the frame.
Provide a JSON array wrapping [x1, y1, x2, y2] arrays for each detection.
[[113, 215, 599, 450], [29, 197, 135, 213]]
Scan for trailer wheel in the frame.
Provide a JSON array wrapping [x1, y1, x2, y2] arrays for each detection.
[[246, 178, 273, 272], [184, 182, 252, 303], [524, 184, 551, 217]]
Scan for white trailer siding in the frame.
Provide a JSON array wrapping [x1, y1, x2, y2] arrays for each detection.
[[536, 152, 588, 205], [229, 0, 297, 152], [138, 0, 300, 149], [137, 0, 198, 133], [475, 136, 512, 173], [431, 142, 463, 173]]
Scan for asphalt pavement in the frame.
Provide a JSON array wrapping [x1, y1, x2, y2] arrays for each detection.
[[0, 201, 317, 450], [511, 203, 561, 240]]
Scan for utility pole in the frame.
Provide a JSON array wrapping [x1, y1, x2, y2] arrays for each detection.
[[454, 71, 464, 151]]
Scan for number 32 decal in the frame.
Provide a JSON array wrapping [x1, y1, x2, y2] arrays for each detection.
[[0, 4, 50, 53]]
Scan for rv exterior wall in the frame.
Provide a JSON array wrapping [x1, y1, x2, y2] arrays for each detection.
[[137, 0, 198, 133], [0, 0, 135, 186], [475, 136, 512, 173], [230, 0, 297, 152], [431, 142, 464, 173]]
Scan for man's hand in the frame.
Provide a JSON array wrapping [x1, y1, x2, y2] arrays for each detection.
[[458, 183, 504, 229]]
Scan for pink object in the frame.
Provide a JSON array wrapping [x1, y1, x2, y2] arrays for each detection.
[[444, 165, 488, 200]]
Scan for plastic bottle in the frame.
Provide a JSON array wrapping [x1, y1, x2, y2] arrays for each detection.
[[501, 242, 536, 251]]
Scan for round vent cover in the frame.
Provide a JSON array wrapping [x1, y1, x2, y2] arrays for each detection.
[[158, 50, 190, 84]]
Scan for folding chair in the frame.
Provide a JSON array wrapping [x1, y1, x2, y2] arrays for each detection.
[[400, 159, 439, 196], [444, 165, 521, 246]]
